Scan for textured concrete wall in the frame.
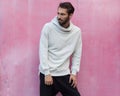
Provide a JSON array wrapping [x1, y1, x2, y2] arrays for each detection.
[[0, 0, 120, 96]]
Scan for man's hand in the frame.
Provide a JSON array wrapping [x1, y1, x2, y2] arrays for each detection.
[[45, 74, 53, 85], [69, 74, 77, 88]]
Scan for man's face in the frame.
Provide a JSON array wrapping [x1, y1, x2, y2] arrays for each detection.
[[57, 7, 71, 26]]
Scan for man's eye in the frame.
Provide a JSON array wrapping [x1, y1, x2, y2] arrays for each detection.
[[61, 14, 64, 15], [57, 12, 65, 16]]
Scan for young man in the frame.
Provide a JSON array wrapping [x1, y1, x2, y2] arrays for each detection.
[[39, 2, 82, 96]]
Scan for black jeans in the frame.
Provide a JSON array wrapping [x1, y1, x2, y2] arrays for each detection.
[[40, 73, 81, 96]]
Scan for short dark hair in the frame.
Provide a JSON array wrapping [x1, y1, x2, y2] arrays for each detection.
[[58, 2, 75, 14]]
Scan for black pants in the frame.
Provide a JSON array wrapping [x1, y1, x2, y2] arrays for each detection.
[[40, 73, 81, 96]]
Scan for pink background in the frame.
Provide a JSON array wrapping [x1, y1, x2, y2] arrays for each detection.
[[0, 0, 120, 96]]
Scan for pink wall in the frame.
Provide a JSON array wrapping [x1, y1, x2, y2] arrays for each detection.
[[0, 0, 120, 96]]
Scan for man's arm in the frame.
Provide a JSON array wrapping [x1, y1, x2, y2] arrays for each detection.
[[70, 31, 82, 87], [71, 31, 82, 75], [39, 24, 53, 85], [39, 24, 50, 75]]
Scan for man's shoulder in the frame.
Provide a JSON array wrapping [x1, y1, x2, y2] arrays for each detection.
[[43, 22, 51, 27], [72, 24, 81, 33], [41, 22, 54, 35]]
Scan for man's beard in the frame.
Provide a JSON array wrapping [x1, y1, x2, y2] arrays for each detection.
[[58, 17, 70, 27]]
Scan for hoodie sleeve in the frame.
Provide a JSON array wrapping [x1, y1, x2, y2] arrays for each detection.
[[39, 24, 50, 75], [71, 31, 82, 75]]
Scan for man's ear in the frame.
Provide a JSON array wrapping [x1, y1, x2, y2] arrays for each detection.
[[69, 13, 73, 19]]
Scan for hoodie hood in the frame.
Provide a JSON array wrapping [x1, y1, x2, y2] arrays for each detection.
[[51, 16, 74, 32]]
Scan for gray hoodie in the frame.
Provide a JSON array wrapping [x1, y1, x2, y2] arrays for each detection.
[[39, 17, 82, 76]]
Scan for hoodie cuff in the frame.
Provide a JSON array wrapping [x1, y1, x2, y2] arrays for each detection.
[[44, 70, 50, 76], [71, 70, 77, 75]]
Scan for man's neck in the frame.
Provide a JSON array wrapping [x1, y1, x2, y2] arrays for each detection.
[[62, 22, 70, 28]]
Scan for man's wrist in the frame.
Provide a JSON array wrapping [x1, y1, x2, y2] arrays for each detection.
[[44, 70, 50, 76], [71, 70, 77, 75]]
